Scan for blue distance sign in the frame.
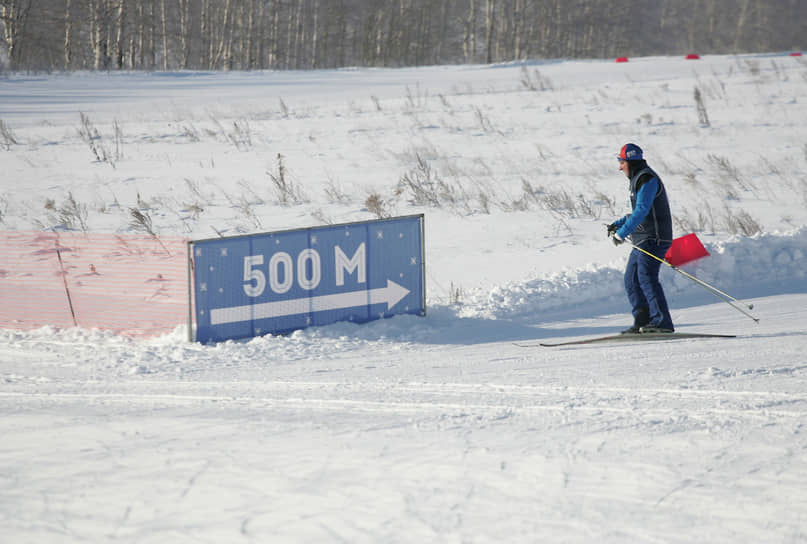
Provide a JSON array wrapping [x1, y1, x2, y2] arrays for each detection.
[[190, 215, 425, 343]]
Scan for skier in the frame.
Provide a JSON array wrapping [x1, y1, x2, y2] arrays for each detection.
[[607, 143, 675, 333]]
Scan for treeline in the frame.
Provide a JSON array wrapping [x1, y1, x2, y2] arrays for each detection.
[[1, 0, 804, 72]]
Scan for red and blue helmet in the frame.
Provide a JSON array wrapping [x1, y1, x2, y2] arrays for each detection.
[[618, 143, 643, 161]]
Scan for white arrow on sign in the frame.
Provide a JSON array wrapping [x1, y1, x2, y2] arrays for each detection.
[[210, 279, 410, 326]]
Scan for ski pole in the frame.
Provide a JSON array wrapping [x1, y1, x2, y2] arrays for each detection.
[[625, 240, 760, 323]]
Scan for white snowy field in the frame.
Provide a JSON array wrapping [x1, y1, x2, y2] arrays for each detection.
[[2, 53, 807, 542]]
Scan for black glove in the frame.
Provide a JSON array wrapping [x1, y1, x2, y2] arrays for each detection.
[[611, 232, 624, 246], [606, 223, 618, 237]]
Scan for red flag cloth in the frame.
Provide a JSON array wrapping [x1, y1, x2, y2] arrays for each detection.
[[665, 233, 710, 267]]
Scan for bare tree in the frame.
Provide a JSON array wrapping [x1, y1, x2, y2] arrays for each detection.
[[177, 0, 191, 68], [512, 0, 523, 60], [200, 0, 209, 67], [268, 0, 281, 68], [0, 0, 33, 70], [244, 0, 255, 69], [310, 0, 319, 68], [114, 0, 125, 69], [292, 0, 304, 69], [3, 0, 807, 73], [146, 0, 157, 69], [160, 0, 167, 69], [484, 0, 494, 64], [206, 0, 232, 69], [63, 0, 72, 68], [89, 0, 104, 69], [463, 0, 476, 62]]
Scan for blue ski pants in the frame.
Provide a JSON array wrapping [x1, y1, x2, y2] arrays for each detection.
[[624, 241, 674, 330]]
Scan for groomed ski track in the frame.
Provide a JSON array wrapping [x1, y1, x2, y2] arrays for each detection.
[[2, 294, 807, 542]]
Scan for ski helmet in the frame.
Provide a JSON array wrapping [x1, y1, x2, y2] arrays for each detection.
[[618, 143, 643, 161]]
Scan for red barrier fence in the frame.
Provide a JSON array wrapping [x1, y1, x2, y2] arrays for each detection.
[[0, 231, 189, 337]]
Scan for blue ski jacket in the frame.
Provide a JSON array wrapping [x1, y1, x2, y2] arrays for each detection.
[[613, 166, 673, 246]]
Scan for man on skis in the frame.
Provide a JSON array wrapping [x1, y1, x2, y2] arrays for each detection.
[[608, 143, 675, 334]]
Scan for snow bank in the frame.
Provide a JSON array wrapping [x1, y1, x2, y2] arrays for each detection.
[[462, 228, 807, 322]]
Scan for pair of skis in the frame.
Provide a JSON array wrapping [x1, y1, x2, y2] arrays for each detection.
[[517, 331, 735, 348]]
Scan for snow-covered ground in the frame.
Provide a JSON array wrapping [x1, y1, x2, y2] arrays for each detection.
[[2, 53, 807, 542]]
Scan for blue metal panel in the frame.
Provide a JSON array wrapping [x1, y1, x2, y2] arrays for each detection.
[[191, 215, 424, 343]]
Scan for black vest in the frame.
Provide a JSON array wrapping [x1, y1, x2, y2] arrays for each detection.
[[629, 167, 673, 245]]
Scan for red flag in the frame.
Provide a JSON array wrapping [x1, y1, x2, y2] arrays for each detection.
[[665, 233, 709, 267]]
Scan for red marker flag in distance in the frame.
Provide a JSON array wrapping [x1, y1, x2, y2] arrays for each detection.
[[665, 233, 710, 267]]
